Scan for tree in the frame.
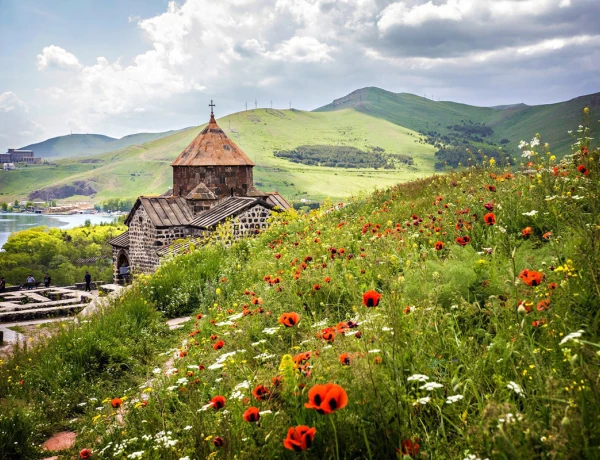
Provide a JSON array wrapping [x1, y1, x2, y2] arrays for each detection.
[[0, 202, 7, 211]]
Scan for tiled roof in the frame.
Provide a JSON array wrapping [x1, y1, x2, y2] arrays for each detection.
[[188, 196, 273, 229], [171, 115, 255, 167], [265, 192, 291, 210], [186, 183, 217, 200], [108, 230, 130, 248], [125, 196, 194, 228]]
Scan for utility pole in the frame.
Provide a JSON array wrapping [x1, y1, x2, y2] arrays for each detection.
[[289, 101, 291, 109], [255, 99, 257, 109], [245, 101, 247, 111], [270, 100, 272, 109]]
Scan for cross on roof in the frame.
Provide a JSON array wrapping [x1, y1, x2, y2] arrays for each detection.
[[209, 100, 215, 116]]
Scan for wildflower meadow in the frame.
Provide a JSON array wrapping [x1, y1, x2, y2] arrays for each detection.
[[1, 114, 600, 459]]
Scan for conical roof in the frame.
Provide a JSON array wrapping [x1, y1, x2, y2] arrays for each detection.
[[171, 114, 254, 167]]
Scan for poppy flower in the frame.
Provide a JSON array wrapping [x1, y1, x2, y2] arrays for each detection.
[[210, 395, 226, 410], [283, 426, 316, 452], [195, 313, 203, 320], [518, 269, 545, 287], [111, 398, 123, 408], [362, 290, 382, 307], [339, 353, 351, 365], [401, 439, 420, 456], [278, 312, 300, 327], [486, 185, 497, 192], [213, 436, 225, 447], [577, 164, 589, 176], [304, 383, 348, 414], [521, 227, 533, 237], [537, 298, 551, 311], [80, 448, 93, 459], [252, 385, 270, 400], [543, 231, 552, 240], [213, 340, 225, 350], [243, 406, 260, 422], [483, 213, 496, 226], [483, 202, 494, 211], [434, 241, 445, 251], [548, 282, 558, 290], [324, 276, 331, 283], [318, 327, 336, 343], [532, 319, 546, 327], [455, 236, 471, 246], [313, 284, 321, 291]]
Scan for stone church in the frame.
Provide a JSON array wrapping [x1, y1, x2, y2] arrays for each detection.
[[109, 105, 290, 282]]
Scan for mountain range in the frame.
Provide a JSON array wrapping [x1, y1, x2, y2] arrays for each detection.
[[1, 87, 597, 204]]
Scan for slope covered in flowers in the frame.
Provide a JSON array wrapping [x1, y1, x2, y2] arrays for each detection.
[[1, 120, 600, 459]]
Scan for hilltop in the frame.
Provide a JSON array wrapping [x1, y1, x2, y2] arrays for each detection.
[[20, 129, 185, 159], [316, 87, 600, 155], [1, 126, 598, 459]]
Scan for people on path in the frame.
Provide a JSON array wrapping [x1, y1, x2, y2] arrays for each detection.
[[44, 273, 51, 288], [84, 271, 92, 292], [26, 275, 35, 289], [0, 276, 5, 293]]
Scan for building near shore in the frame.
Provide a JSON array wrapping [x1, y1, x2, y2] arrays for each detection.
[[108, 105, 290, 283], [0, 149, 42, 164]]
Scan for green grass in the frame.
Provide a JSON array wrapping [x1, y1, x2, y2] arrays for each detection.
[[1, 119, 598, 458], [0, 108, 436, 203]]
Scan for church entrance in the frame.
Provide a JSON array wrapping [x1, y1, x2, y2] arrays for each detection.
[[116, 250, 132, 285]]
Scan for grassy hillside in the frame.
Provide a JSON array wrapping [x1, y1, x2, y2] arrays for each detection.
[[1, 108, 436, 203], [20, 129, 184, 159], [1, 123, 598, 459], [316, 87, 600, 154]]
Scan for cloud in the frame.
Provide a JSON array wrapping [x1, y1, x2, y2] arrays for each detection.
[[37, 45, 82, 70], [22, 0, 600, 143], [0, 92, 44, 151]]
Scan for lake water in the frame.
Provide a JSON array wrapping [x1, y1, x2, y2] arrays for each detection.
[[0, 213, 119, 249]]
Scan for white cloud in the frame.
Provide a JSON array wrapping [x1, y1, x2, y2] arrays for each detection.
[[0, 92, 44, 151], [36, 45, 82, 70], [268, 36, 334, 62]]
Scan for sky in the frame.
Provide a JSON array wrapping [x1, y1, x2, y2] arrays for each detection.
[[1, 0, 599, 152]]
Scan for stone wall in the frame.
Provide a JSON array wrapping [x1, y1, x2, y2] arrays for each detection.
[[173, 165, 253, 199], [127, 205, 158, 274], [232, 204, 272, 238]]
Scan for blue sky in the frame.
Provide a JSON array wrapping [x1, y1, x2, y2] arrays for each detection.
[[1, 0, 599, 152]]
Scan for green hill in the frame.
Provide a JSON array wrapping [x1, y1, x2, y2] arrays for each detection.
[[1, 108, 436, 203], [315, 87, 600, 154], [20, 129, 185, 159]]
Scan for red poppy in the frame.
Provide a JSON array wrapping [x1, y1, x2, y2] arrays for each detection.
[[213, 340, 225, 350], [195, 313, 203, 320], [252, 385, 270, 400], [532, 319, 546, 327], [213, 436, 224, 447], [80, 448, 93, 459], [543, 231, 552, 240], [434, 241, 445, 251], [401, 439, 420, 456], [487, 185, 497, 192], [577, 164, 589, 176], [518, 269, 545, 287], [537, 298, 551, 311], [373, 356, 382, 364], [272, 375, 283, 387], [111, 398, 123, 409], [521, 227, 533, 237], [293, 351, 312, 365], [317, 327, 336, 343], [274, 253, 282, 259], [313, 284, 321, 291], [304, 383, 348, 414], [210, 395, 226, 410], [548, 282, 558, 290], [362, 290, 382, 307], [324, 276, 331, 283], [278, 312, 300, 327], [455, 236, 471, 246], [283, 426, 316, 452], [483, 213, 496, 226], [338, 352, 351, 365], [243, 406, 260, 422], [483, 202, 494, 211]]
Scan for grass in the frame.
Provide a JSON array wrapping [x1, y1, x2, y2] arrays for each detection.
[[0, 108, 436, 204], [0, 117, 598, 458]]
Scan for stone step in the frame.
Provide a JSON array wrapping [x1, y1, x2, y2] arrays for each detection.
[[0, 304, 87, 323], [0, 297, 88, 313]]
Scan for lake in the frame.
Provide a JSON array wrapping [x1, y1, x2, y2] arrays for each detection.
[[0, 213, 119, 249]]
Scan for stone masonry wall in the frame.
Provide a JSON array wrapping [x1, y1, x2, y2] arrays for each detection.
[[232, 205, 272, 238], [127, 205, 158, 274], [173, 165, 253, 199]]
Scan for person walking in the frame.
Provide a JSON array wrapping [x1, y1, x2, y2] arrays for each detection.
[[84, 271, 92, 292], [44, 273, 51, 288], [26, 275, 35, 290], [0, 276, 5, 293]]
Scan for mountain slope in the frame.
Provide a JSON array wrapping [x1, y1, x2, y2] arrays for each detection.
[[1, 108, 436, 203], [20, 129, 185, 159], [315, 87, 600, 154]]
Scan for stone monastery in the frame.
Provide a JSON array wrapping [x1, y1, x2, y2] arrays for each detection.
[[109, 105, 290, 283]]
